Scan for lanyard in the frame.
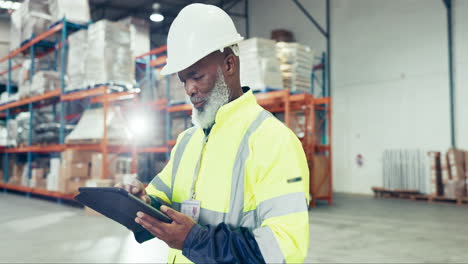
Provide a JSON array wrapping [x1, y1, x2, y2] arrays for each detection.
[[189, 134, 208, 200]]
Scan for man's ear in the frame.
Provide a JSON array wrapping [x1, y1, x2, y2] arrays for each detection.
[[223, 54, 237, 76]]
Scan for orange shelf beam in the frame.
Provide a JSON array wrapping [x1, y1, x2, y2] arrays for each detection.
[[168, 104, 192, 113], [66, 143, 168, 153], [314, 97, 330, 105], [138, 146, 168, 153], [0, 183, 75, 200], [135, 45, 167, 59], [61, 86, 107, 101], [167, 140, 176, 147], [5, 144, 66, 153], [0, 63, 22, 76], [151, 99, 167, 110], [66, 144, 101, 151], [149, 56, 167, 67], [0, 23, 64, 63], [0, 89, 61, 112], [90, 91, 137, 104]]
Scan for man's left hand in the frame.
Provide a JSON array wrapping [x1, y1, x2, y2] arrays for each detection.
[[135, 205, 195, 250]]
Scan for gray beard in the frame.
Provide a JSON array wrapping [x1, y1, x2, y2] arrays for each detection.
[[192, 68, 230, 129]]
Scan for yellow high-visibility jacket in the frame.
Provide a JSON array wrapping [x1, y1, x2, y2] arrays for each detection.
[[145, 87, 310, 263]]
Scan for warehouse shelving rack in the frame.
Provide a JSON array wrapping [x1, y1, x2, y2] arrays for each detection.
[[0, 19, 168, 202], [137, 45, 332, 207], [0, 18, 88, 201]]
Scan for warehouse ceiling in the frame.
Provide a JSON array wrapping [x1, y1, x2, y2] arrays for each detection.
[[0, 0, 246, 47], [88, 0, 246, 47]]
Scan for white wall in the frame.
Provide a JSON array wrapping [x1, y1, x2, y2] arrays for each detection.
[[247, 0, 468, 194], [454, 0, 468, 149]]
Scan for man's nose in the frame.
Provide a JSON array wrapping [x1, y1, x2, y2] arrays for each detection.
[[185, 79, 197, 97]]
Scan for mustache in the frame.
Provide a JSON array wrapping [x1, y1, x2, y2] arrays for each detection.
[[190, 96, 208, 103]]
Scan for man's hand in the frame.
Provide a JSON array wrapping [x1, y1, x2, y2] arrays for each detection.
[[115, 179, 151, 204], [135, 205, 196, 250]]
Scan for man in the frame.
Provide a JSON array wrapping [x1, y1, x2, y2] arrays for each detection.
[[117, 3, 310, 263]]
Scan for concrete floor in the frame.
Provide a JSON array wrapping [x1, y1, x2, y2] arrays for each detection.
[[1, 191, 468, 263]]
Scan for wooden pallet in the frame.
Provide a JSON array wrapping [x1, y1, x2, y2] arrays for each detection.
[[372, 187, 468, 206], [410, 194, 468, 205], [372, 187, 420, 199]]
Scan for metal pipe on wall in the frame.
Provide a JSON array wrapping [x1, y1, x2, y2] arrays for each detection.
[[444, 0, 456, 148], [326, 0, 331, 98], [245, 0, 250, 38]]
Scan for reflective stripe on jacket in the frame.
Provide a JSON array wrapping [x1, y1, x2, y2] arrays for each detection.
[[145, 87, 310, 263]]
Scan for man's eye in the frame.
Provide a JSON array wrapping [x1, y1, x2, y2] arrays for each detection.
[[193, 75, 204, 81]]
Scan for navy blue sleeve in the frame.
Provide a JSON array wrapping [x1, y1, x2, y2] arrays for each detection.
[[182, 223, 266, 264]]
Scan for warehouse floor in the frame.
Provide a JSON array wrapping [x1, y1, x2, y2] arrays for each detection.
[[2, 191, 468, 263]]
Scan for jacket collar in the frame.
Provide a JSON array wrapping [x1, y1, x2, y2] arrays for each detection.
[[202, 87, 255, 135]]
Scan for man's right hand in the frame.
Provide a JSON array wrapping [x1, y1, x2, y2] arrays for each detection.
[[115, 179, 151, 204]]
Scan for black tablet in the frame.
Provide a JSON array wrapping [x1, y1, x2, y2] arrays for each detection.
[[74, 187, 172, 243]]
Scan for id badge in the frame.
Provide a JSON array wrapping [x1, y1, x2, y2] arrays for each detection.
[[181, 200, 201, 223]]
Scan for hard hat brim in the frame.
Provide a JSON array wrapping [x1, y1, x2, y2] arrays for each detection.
[[160, 36, 244, 75]]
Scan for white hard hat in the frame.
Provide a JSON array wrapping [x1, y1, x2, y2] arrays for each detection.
[[160, 3, 244, 75]]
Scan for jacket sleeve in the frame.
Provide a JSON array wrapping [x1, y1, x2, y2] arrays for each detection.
[[182, 223, 265, 264], [247, 124, 310, 263], [182, 121, 310, 263]]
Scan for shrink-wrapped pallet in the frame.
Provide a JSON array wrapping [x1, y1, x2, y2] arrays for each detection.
[[65, 106, 130, 144], [48, 0, 90, 24], [118, 17, 150, 58], [239, 38, 283, 91], [30, 71, 60, 96], [18, 0, 52, 43], [155, 70, 188, 104], [85, 20, 134, 87], [67, 30, 88, 91], [276, 42, 314, 93]]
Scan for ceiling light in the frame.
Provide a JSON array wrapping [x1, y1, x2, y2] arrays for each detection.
[[0, 0, 20, 10], [150, 3, 164, 23], [150, 13, 164, 22]]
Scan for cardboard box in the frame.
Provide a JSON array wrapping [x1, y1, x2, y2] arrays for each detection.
[[446, 149, 465, 180], [32, 168, 45, 179], [90, 153, 118, 179], [58, 177, 87, 194], [312, 155, 329, 198], [444, 180, 466, 199], [465, 151, 468, 179], [427, 151, 442, 196], [8, 175, 20, 185], [85, 179, 114, 188], [447, 148, 464, 166], [61, 149, 94, 164], [114, 174, 138, 185], [30, 168, 46, 188], [449, 165, 465, 181], [61, 161, 89, 179], [466, 179, 468, 197], [30, 178, 47, 189]]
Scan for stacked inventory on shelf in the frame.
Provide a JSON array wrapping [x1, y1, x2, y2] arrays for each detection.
[[0, 0, 154, 201]]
